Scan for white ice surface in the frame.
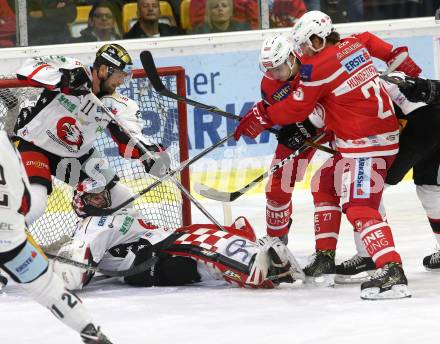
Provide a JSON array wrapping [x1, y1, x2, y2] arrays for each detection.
[[1, 182, 440, 344]]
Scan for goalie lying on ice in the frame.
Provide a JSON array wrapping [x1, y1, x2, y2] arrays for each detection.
[[53, 179, 304, 290]]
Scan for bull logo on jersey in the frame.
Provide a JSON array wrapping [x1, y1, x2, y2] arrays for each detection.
[[56, 117, 84, 150]]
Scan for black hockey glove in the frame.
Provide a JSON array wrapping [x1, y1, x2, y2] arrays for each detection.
[[59, 67, 91, 96], [398, 76, 440, 104], [141, 143, 172, 178], [277, 118, 317, 151]]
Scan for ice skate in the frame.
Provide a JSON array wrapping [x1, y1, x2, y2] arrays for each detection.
[[335, 254, 376, 284], [423, 251, 440, 271], [360, 263, 411, 300], [303, 250, 335, 287], [80, 324, 113, 344]]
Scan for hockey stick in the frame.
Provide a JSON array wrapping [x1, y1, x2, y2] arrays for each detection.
[[95, 131, 234, 216], [140, 50, 335, 155], [88, 92, 226, 230], [45, 252, 158, 278], [194, 132, 326, 202]]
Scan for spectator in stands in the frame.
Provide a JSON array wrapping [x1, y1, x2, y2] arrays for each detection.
[[269, 0, 306, 28], [0, 0, 15, 48], [190, 0, 258, 30], [76, 1, 121, 42], [27, 0, 77, 45], [124, 0, 182, 39], [192, 0, 251, 34], [303, 0, 320, 10]]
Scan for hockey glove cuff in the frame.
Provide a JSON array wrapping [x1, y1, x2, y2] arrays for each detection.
[[387, 47, 421, 77], [277, 117, 317, 151]]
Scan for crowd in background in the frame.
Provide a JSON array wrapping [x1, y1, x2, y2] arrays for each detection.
[[0, 0, 439, 47]]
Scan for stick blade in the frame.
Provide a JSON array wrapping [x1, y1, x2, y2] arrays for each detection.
[[193, 182, 236, 202], [140, 50, 165, 92]]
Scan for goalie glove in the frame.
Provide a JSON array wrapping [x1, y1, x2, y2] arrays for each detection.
[[247, 236, 304, 286], [59, 66, 92, 96], [398, 76, 440, 104], [276, 117, 317, 151], [140, 143, 172, 178]]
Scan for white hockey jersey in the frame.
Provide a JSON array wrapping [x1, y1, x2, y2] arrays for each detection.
[[72, 208, 173, 272], [380, 72, 427, 115], [15, 56, 144, 158]]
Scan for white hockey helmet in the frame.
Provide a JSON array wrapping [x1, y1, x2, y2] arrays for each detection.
[[291, 11, 334, 55], [259, 34, 296, 80], [53, 240, 95, 290], [72, 178, 112, 218]]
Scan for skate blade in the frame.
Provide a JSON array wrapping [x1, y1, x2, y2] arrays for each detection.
[[424, 266, 440, 272], [360, 284, 412, 300], [334, 270, 375, 284], [305, 274, 335, 288]]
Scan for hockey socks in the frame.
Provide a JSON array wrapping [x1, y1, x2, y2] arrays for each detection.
[[266, 201, 292, 237], [313, 203, 341, 251]]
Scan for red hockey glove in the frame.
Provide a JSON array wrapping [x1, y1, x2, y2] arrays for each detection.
[[387, 46, 421, 77], [234, 101, 273, 140]]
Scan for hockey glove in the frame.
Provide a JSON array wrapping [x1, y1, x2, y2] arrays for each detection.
[[398, 76, 440, 104], [276, 117, 317, 151], [387, 47, 421, 77], [141, 143, 172, 178], [234, 101, 273, 140], [59, 67, 92, 96]]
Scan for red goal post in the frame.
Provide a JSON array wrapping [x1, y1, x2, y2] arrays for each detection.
[[0, 66, 191, 248]]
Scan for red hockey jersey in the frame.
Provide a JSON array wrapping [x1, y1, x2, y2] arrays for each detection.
[[266, 32, 400, 158]]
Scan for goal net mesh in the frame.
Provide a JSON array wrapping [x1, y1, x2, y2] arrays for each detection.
[[0, 69, 190, 251]]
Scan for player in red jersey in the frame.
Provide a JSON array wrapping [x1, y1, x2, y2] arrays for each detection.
[[234, 11, 421, 299], [257, 34, 332, 244]]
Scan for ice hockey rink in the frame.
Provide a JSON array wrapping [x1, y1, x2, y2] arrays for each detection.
[[1, 181, 439, 344]]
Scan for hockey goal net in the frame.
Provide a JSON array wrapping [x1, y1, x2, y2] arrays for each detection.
[[0, 67, 191, 250]]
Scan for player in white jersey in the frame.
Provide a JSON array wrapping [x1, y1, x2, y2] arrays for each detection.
[[53, 179, 305, 290], [12, 43, 170, 225], [0, 130, 112, 343]]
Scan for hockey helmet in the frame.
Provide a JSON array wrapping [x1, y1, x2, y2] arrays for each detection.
[[53, 240, 95, 290], [72, 178, 112, 218], [94, 43, 133, 81], [291, 11, 334, 55], [259, 34, 297, 80]]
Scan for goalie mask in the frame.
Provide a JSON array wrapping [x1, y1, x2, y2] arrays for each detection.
[[259, 35, 298, 82], [73, 178, 112, 218], [53, 240, 95, 290]]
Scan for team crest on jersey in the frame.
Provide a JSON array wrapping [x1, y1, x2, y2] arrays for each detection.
[[293, 87, 304, 101], [56, 117, 84, 150], [341, 48, 370, 74]]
